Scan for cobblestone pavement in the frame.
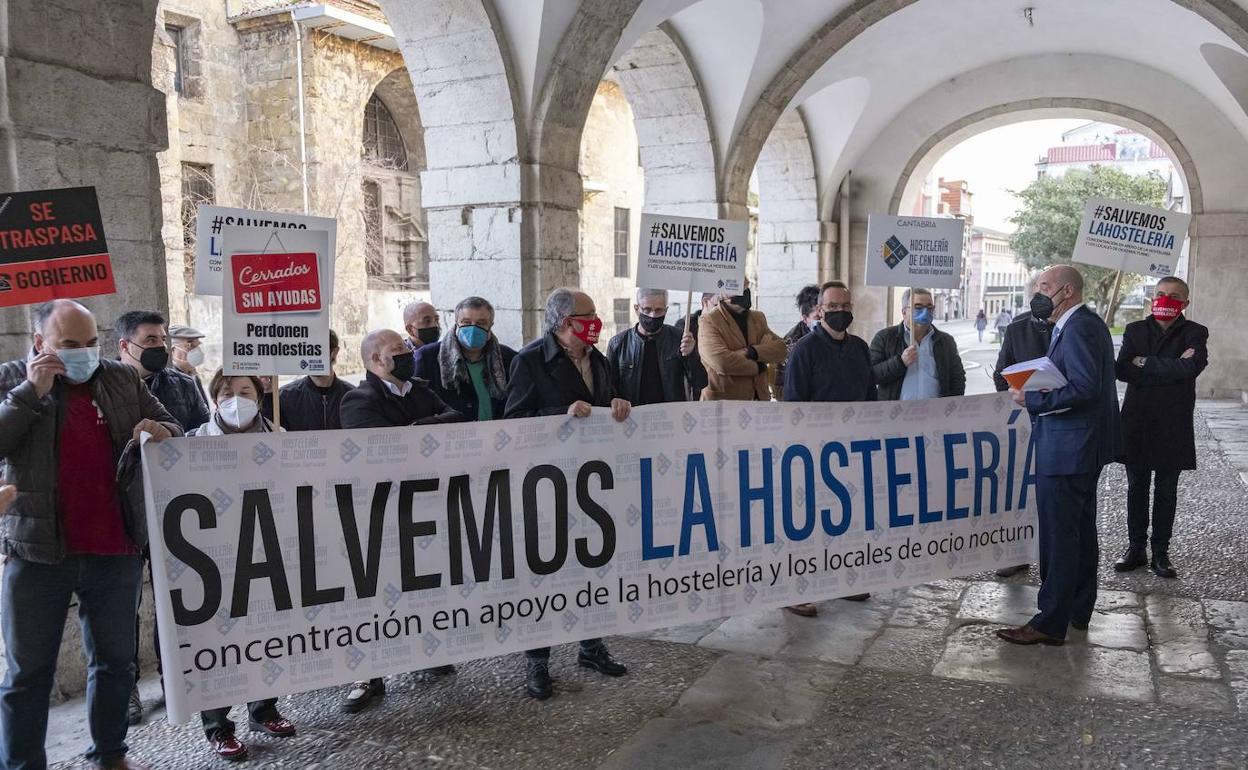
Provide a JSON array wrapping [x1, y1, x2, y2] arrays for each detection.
[[48, 403, 1248, 769]]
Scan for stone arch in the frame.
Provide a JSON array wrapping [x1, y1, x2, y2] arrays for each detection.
[[722, 0, 1248, 215], [610, 25, 719, 218], [754, 109, 825, 325]]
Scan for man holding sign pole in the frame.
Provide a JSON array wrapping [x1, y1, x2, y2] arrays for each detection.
[[1000, 265, 1122, 646]]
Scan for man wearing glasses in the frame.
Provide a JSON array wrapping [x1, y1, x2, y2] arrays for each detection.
[[870, 287, 966, 401]]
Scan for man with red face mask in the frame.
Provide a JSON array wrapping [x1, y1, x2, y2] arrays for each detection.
[[1113, 276, 1208, 579], [505, 287, 631, 700]]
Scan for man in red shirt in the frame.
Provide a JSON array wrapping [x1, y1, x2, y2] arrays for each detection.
[[0, 300, 180, 770]]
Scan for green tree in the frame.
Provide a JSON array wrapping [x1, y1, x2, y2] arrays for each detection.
[[1008, 165, 1169, 320]]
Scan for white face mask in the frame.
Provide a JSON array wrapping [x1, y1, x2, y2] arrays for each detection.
[[183, 346, 205, 368], [217, 396, 259, 430]]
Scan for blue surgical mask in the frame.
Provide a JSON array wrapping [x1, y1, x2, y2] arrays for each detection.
[[56, 346, 101, 384], [456, 324, 489, 350], [912, 308, 933, 326]]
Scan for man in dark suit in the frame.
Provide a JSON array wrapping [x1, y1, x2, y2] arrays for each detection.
[[998, 265, 1122, 646], [1113, 276, 1208, 578], [505, 288, 632, 700], [991, 305, 1053, 578]]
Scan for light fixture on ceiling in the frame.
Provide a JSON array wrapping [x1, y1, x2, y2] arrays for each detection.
[[1023, 7, 1035, 27]]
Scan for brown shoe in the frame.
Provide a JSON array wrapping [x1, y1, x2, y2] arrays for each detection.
[[840, 593, 870, 602], [995, 624, 1064, 646], [783, 603, 818, 617], [207, 730, 248, 762]]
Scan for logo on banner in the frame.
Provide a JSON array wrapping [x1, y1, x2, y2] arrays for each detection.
[[231, 251, 321, 314], [881, 235, 908, 269]]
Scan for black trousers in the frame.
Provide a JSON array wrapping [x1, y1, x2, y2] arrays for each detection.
[[1031, 471, 1100, 639], [1125, 465, 1182, 551], [526, 638, 603, 661], [201, 699, 279, 738]]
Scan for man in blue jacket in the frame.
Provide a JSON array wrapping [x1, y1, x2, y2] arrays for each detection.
[[998, 265, 1122, 646]]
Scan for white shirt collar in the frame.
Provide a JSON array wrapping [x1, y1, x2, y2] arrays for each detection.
[[1054, 302, 1085, 333], [382, 378, 412, 397]]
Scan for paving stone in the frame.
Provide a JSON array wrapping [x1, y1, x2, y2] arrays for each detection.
[[1204, 599, 1248, 649], [1156, 676, 1235, 712], [1226, 650, 1248, 714], [697, 601, 891, 666], [932, 625, 1155, 702], [955, 581, 1038, 626], [1145, 594, 1222, 678], [631, 618, 725, 646], [1081, 610, 1148, 652], [858, 626, 945, 675]]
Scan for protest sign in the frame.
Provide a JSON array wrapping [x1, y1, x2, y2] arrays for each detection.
[[636, 213, 748, 294], [142, 393, 1037, 722], [194, 205, 337, 297], [1073, 198, 1190, 278], [864, 215, 964, 290], [221, 225, 331, 376], [0, 186, 113, 307]]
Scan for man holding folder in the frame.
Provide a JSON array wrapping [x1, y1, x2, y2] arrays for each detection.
[[998, 265, 1122, 646]]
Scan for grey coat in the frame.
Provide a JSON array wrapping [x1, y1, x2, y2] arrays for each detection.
[[0, 357, 182, 563]]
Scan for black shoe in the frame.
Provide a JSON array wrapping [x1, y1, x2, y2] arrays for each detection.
[[1113, 545, 1147, 572], [526, 660, 553, 700], [1151, 551, 1178, 579], [127, 684, 143, 726], [995, 564, 1029, 578], [578, 644, 628, 677], [429, 664, 456, 675], [341, 678, 384, 713]]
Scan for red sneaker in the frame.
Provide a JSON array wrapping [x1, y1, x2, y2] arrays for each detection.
[[249, 715, 297, 737], [208, 731, 248, 762]]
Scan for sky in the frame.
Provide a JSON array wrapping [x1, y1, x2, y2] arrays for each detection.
[[930, 119, 1089, 233]]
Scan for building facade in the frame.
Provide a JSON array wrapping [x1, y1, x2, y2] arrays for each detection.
[[968, 227, 1029, 318]]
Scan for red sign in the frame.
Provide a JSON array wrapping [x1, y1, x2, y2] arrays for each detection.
[[0, 187, 114, 307], [230, 251, 321, 314]]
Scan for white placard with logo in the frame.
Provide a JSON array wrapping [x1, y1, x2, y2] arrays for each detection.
[[221, 225, 332, 376], [194, 205, 337, 297], [1073, 198, 1190, 278], [864, 215, 965, 290], [636, 213, 748, 294]]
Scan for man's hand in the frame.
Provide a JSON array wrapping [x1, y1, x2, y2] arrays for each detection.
[[0, 485, 15, 514], [679, 332, 695, 357], [567, 401, 592, 419], [610, 398, 631, 423], [26, 352, 65, 398], [133, 418, 172, 443], [1009, 387, 1026, 406], [1181, 348, 1196, 360], [901, 344, 918, 367]]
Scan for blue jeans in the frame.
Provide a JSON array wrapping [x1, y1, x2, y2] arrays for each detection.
[[0, 554, 143, 769]]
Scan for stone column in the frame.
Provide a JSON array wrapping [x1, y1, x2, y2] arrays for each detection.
[[1189, 213, 1248, 398]]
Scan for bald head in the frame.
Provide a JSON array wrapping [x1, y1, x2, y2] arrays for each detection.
[[1046, 265, 1084, 297], [360, 329, 409, 383], [1033, 264, 1085, 323], [33, 300, 98, 353], [403, 301, 439, 348]]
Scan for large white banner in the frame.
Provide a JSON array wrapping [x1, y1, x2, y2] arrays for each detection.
[[193, 205, 337, 297], [864, 215, 965, 290], [636, 213, 748, 294], [1073, 197, 1190, 278], [142, 394, 1038, 722]]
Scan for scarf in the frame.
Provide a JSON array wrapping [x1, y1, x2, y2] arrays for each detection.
[[439, 337, 508, 400]]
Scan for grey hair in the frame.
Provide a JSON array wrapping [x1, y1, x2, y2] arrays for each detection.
[[901, 288, 932, 307], [545, 288, 577, 334], [32, 299, 91, 334], [454, 296, 495, 322], [635, 287, 668, 305]]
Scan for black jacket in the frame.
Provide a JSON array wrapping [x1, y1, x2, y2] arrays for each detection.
[[783, 326, 876, 403], [606, 324, 694, 405], [1116, 315, 1209, 470], [993, 311, 1053, 392], [414, 338, 516, 421], [279, 375, 354, 431], [504, 333, 615, 417], [773, 320, 811, 398], [869, 323, 966, 400], [672, 312, 708, 400], [338, 372, 464, 429], [144, 366, 210, 433]]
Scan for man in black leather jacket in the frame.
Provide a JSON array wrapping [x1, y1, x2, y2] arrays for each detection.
[[606, 288, 696, 406], [278, 329, 353, 431]]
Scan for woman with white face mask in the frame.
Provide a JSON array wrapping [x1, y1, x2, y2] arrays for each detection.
[[186, 369, 293, 760]]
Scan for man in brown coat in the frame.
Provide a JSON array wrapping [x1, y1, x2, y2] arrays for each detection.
[[697, 287, 786, 401]]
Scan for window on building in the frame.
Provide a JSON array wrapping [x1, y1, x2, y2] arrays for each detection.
[[614, 298, 631, 329], [167, 25, 186, 95], [362, 180, 383, 277], [613, 207, 630, 278], [180, 163, 214, 251], [362, 95, 409, 171]]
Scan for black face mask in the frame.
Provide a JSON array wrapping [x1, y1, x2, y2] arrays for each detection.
[[1030, 290, 1057, 321], [729, 288, 752, 310], [131, 343, 169, 373], [416, 326, 441, 346], [637, 314, 667, 335], [390, 351, 416, 381], [823, 311, 853, 333]]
